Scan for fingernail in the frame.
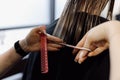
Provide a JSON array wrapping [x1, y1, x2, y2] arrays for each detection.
[[78, 61, 82, 64]]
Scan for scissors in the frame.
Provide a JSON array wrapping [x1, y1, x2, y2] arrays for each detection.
[[56, 42, 91, 51], [42, 31, 91, 52]]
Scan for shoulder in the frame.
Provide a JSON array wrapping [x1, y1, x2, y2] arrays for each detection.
[[46, 19, 59, 34]]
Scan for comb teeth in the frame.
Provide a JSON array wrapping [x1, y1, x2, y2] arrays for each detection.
[[40, 26, 48, 74]]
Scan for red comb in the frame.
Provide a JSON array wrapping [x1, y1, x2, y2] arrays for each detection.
[[40, 26, 48, 73]]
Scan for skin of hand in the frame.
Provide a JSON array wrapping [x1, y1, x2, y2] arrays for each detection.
[[72, 20, 120, 64], [19, 26, 63, 53], [73, 20, 120, 80], [0, 26, 63, 76]]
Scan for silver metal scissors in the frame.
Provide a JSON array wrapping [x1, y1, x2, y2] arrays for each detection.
[[57, 43, 91, 51], [40, 31, 91, 52]]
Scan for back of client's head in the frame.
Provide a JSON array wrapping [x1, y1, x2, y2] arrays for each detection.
[[53, 0, 110, 45]]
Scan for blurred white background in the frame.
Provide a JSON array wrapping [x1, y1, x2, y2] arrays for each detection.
[[0, 0, 67, 55]]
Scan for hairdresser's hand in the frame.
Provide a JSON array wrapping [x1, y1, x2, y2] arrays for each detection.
[[19, 26, 63, 52], [72, 21, 113, 64], [73, 20, 120, 64]]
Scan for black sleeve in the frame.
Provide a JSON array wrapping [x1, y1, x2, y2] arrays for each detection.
[[116, 14, 120, 21], [46, 19, 59, 34], [22, 19, 59, 80]]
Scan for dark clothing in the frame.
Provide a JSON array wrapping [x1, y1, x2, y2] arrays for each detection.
[[116, 14, 120, 21], [22, 17, 110, 80]]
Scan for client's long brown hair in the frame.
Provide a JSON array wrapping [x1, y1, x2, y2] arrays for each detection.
[[53, 0, 114, 45]]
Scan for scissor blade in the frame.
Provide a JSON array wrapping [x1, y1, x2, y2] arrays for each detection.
[[58, 43, 91, 51]]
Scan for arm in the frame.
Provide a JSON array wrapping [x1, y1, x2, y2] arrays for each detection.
[[0, 44, 22, 76], [73, 20, 120, 80], [0, 26, 63, 76], [107, 21, 120, 80]]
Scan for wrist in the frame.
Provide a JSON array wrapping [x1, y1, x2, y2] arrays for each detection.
[[19, 40, 29, 52], [14, 40, 29, 57], [105, 21, 120, 42]]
